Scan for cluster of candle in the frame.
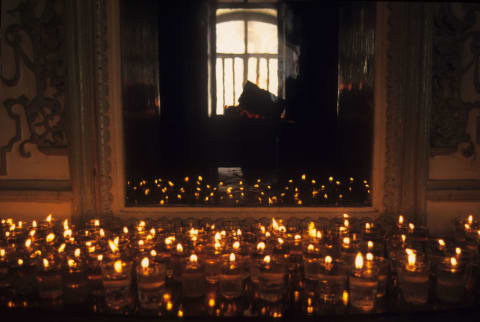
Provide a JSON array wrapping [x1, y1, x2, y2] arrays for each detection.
[[126, 174, 371, 206], [0, 213, 479, 317]]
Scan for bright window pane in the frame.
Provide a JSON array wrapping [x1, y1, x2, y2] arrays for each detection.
[[247, 21, 277, 54], [234, 58, 244, 104], [247, 57, 258, 84], [258, 58, 268, 90], [224, 58, 234, 106], [216, 21, 245, 54], [269, 58, 278, 96], [216, 58, 224, 115]]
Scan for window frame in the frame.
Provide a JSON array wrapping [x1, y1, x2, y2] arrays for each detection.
[[209, 1, 286, 117]]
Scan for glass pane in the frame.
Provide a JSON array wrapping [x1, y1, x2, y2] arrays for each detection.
[[234, 58, 244, 104], [216, 58, 224, 115], [224, 58, 234, 106], [247, 57, 257, 85], [269, 58, 278, 96], [258, 58, 268, 90], [216, 21, 245, 54], [247, 21, 277, 54]]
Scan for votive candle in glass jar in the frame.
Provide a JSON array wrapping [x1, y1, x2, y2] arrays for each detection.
[[203, 244, 221, 285], [258, 255, 287, 303], [136, 256, 166, 311], [317, 255, 348, 304], [398, 250, 430, 306], [436, 257, 466, 304], [62, 253, 88, 306], [182, 254, 205, 298], [36, 257, 63, 307], [219, 253, 248, 299], [349, 252, 378, 313], [101, 259, 133, 313]]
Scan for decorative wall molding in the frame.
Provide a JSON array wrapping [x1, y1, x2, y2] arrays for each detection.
[[0, 0, 67, 176], [430, 3, 480, 157], [383, 3, 432, 224], [426, 179, 480, 201]]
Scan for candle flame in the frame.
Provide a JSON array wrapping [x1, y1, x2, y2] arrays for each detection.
[[398, 215, 404, 225], [58, 243, 66, 253], [407, 252, 416, 267], [257, 241, 266, 251], [17, 258, 23, 266], [177, 243, 183, 253], [264, 255, 271, 264], [301, 173, 306, 180], [214, 232, 221, 242], [465, 223, 471, 230], [114, 260, 123, 273], [294, 234, 301, 240], [46, 214, 52, 223], [99, 228, 105, 238], [325, 255, 333, 264], [29, 230, 35, 237], [233, 241, 240, 250], [366, 253, 374, 261], [344, 219, 349, 227], [46, 233, 55, 243], [438, 239, 445, 247], [189, 254, 198, 263], [367, 241, 374, 249], [208, 298, 215, 307], [354, 252, 364, 270], [138, 240, 144, 247], [0, 249, 5, 257], [64, 229, 72, 238], [409, 223, 415, 232], [316, 231, 322, 239], [342, 290, 349, 305], [74, 248, 81, 258], [68, 259, 75, 268], [450, 257, 457, 267], [43, 258, 49, 269], [32, 220, 37, 228], [277, 238, 284, 245], [272, 218, 279, 230], [25, 239, 31, 248], [455, 247, 462, 256], [97, 254, 103, 261], [141, 257, 149, 268], [468, 214, 473, 225], [229, 253, 236, 262], [63, 219, 69, 230], [401, 234, 406, 243], [108, 240, 118, 253], [343, 237, 350, 246], [365, 222, 371, 230], [94, 219, 100, 227], [307, 244, 314, 252], [123, 226, 129, 234]]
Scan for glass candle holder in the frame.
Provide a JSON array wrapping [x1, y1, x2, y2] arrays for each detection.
[[36, 257, 63, 307], [182, 254, 205, 298], [100, 259, 133, 312], [62, 257, 88, 306], [398, 253, 430, 306], [202, 246, 221, 285], [136, 257, 166, 311], [258, 255, 287, 303], [436, 257, 466, 304], [349, 253, 378, 312], [374, 256, 389, 298], [317, 256, 348, 304], [219, 253, 248, 299]]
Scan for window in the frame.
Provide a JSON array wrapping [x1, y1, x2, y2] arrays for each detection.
[[211, 5, 281, 116]]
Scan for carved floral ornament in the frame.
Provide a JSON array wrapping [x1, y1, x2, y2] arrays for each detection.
[[0, 0, 67, 175], [431, 3, 480, 157]]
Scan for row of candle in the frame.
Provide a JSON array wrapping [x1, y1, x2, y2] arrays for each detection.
[[126, 174, 371, 206], [0, 213, 479, 316]]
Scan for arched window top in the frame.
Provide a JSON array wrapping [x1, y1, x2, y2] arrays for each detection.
[[216, 8, 277, 24]]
